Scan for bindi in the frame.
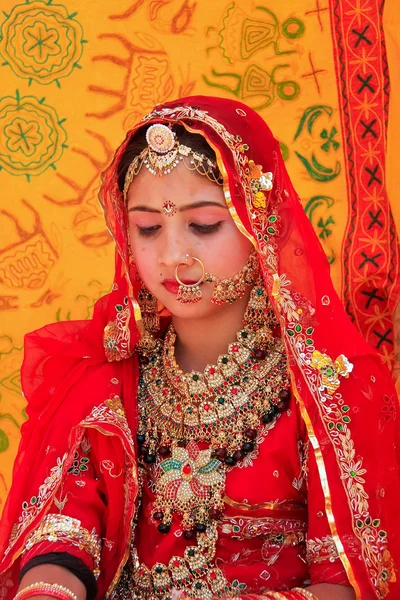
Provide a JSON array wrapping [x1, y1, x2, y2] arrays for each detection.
[[162, 200, 177, 217]]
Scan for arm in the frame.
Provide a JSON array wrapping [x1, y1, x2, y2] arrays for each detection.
[[16, 433, 104, 599], [306, 583, 355, 599], [17, 564, 86, 599]]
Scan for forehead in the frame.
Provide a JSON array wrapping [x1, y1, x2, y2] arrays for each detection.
[[126, 161, 226, 208]]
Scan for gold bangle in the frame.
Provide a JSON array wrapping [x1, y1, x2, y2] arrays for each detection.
[[14, 581, 78, 600]]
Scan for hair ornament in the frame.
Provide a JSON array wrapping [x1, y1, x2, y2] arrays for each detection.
[[248, 159, 273, 209]]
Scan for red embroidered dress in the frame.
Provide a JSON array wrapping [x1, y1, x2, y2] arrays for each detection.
[[0, 97, 399, 600]]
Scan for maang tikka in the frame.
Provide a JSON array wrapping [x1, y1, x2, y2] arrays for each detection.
[[123, 123, 223, 201]]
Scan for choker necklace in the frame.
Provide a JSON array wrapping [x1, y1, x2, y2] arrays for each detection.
[[137, 281, 290, 538]]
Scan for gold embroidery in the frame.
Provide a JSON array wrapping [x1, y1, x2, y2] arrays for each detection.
[[310, 351, 353, 395], [23, 514, 102, 578]]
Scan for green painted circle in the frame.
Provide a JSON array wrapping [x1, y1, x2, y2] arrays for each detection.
[[282, 18, 305, 39], [277, 80, 300, 101]]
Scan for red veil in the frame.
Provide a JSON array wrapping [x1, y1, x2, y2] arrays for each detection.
[[0, 96, 399, 599]]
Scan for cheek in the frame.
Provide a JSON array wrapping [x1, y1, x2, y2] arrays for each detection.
[[204, 223, 252, 277], [129, 234, 156, 283]]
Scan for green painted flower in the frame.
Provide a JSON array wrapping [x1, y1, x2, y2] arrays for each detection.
[[22, 20, 61, 64], [0, 1, 86, 86], [0, 91, 67, 179], [5, 117, 43, 156]]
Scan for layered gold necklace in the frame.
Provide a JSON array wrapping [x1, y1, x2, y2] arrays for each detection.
[[137, 281, 290, 540]]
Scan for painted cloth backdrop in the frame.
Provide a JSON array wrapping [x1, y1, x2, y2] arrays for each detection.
[[0, 0, 398, 516]]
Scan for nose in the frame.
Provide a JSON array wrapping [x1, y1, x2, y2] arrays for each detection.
[[158, 229, 192, 270]]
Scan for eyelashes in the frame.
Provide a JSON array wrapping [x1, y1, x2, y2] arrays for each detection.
[[136, 222, 223, 237]]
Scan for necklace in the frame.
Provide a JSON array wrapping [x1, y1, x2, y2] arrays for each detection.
[[137, 282, 291, 538]]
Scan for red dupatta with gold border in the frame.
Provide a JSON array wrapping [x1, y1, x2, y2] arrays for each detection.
[[0, 96, 399, 599]]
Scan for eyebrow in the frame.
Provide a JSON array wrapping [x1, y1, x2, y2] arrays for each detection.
[[128, 201, 228, 213]]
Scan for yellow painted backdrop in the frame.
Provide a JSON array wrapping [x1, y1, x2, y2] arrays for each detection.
[[0, 0, 398, 514]]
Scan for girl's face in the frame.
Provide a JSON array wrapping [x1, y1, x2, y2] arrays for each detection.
[[126, 161, 253, 319]]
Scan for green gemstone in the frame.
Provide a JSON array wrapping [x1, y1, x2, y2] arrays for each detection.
[[356, 520, 363, 528], [267, 226, 275, 234], [218, 397, 225, 404], [342, 405, 350, 412], [241, 331, 248, 338], [295, 324, 302, 332], [328, 422, 334, 430], [187, 407, 193, 413], [116, 304, 123, 312], [155, 566, 163, 574], [269, 215, 277, 222], [188, 549, 195, 557], [195, 583, 202, 590], [343, 416, 351, 423], [373, 519, 380, 527], [30, 496, 37, 504], [256, 288, 263, 296], [306, 327, 314, 335], [243, 144, 249, 151], [350, 471, 356, 477], [326, 368, 334, 376], [305, 339, 313, 345], [287, 330, 294, 337], [365, 517, 371, 526], [337, 423, 343, 431], [222, 357, 229, 364], [192, 374, 199, 381]]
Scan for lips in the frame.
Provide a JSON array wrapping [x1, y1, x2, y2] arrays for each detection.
[[162, 278, 198, 295]]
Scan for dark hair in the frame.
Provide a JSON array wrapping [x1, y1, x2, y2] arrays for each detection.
[[117, 124, 220, 192]]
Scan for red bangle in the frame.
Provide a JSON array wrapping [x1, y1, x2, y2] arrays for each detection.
[[14, 582, 78, 600]]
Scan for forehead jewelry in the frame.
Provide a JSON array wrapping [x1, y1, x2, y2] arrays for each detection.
[[123, 123, 223, 200], [162, 200, 177, 217]]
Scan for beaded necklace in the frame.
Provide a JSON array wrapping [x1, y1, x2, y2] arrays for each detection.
[[137, 282, 291, 538]]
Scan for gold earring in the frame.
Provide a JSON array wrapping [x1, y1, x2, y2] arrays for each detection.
[[209, 249, 259, 305], [138, 284, 160, 333], [175, 257, 206, 304]]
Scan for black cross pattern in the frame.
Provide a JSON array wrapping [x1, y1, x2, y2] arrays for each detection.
[[360, 119, 378, 139], [361, 288, 385, 309], [357, 73, 374, 94], [365, 165, 382, 187], [368, 209, 383, 230], [352, 25, 372, 48], [358, 251, 382, 269], [373, 329, 393, 349]]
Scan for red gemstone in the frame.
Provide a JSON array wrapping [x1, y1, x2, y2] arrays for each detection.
[[204, 403, 210, 411], [231, 388, 238, 395], [252, 364, 259, 371], [173, 559, 180, 567], [272, 326, 281, 338], [152, 368, 157, 374], [210, 572, 217, 579], [162, 389, 168, 396], [176, 404, 182, 412], [232, 345, 239, 352], [183, 464, 191, 475], [209, 368, 216, 375]]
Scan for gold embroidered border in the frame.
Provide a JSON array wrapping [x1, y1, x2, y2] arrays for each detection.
[[23, 514, 101, 578], [292, 378, 361, 598]]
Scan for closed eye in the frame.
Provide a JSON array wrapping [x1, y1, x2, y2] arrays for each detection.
[[190, 222, 223, 234], [136, 225, 161, 237]]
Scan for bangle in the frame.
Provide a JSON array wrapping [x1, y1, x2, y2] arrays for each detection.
[[291, 589, 319, 600], [14, 581, 78, 600]]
